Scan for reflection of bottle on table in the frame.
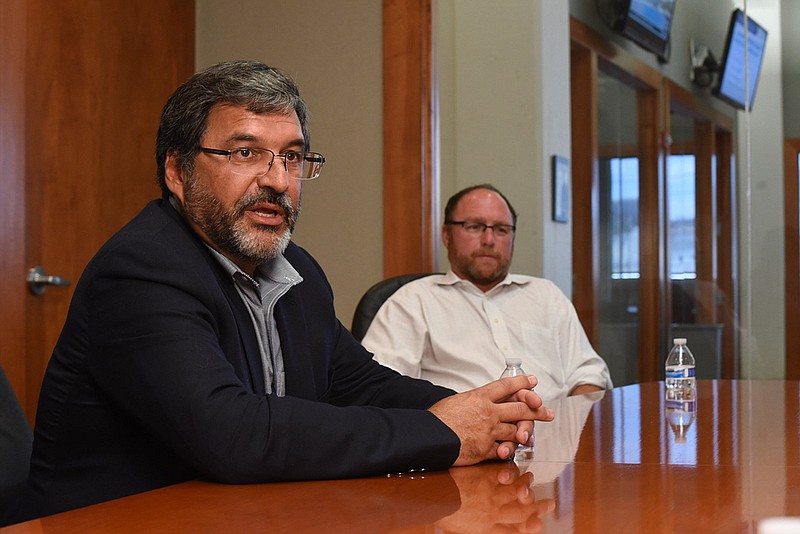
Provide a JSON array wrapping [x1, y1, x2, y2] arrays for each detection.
[[665, 397, 697, 443], [500, 358, 534, 460], [522, 390, 605, 486]]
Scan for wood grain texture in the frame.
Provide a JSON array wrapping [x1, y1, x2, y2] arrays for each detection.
[[0, 0, 28, 409], [3, 0, 195, 422], [636, 87, 663, 382], [382, 0, 436, 276], [716, 131, 738, 378], [569, 43, 600, 344]]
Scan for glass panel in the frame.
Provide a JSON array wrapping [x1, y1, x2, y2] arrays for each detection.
[[667, 154, 697, 280], [667, 111, 723, 379], [596, 71, 640, 387], [609, 157, 640, 280]]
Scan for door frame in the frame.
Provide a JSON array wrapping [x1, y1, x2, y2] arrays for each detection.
[[786, 139, 800, 378], [570, 19, 666, 382]]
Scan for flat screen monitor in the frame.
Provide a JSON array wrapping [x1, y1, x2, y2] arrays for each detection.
[[712, 9, 768, 110], [618, 0, 678, 59]]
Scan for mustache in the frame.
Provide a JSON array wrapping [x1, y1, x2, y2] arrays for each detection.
[[235, 188, 296, 220], [471, 247, 500, 259]]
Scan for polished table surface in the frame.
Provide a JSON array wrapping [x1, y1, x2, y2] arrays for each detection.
[[4, 380, 800, 533]]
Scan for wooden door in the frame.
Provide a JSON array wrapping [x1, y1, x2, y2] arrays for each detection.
[[0, 0, 29, 422], [0, 0, 194, 423]]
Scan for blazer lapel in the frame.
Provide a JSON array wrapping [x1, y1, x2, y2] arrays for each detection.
[[159, 198, 265, 395], [215, 276, 265, 396], [275, 290, 317, 400]]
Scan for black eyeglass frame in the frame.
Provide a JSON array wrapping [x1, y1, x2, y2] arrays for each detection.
[[199, 146, 325, 180], [445, 220, 516, 236]]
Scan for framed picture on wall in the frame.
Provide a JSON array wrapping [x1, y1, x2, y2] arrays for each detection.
[[552, 155, 570, 223]]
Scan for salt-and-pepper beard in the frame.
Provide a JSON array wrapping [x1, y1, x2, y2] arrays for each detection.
[[183, 173, 301, 266]]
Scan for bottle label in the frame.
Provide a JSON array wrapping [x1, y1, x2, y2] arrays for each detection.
[[666, 399, 696, 412], [665, 366, 695, 379]]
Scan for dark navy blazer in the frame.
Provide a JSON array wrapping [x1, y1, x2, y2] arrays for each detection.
[[29, 198, 458, 517]]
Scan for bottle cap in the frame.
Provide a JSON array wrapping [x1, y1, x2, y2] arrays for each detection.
[[505, 357, 522, 366], [673, 338, 687, 345]]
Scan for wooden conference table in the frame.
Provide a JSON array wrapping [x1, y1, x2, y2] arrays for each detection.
[[4, 380, 800, 533]]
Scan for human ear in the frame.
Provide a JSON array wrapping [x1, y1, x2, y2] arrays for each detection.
[[164, 152, 187, 203]]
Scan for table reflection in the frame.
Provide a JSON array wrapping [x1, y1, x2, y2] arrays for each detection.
[[518, 380, 800, 532], [520, 389, 605, 483], [665, 394, 697, 444], [434, 462, 555, 533], [4, 460, 558, 534], [569, 379, 748, 467]]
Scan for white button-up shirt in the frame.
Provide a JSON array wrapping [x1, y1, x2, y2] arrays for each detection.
[[362, 271, 612, 401]]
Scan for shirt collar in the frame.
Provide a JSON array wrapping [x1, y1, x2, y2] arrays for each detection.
[[439, 270, 530, 294], [208, 245, 301, 287]]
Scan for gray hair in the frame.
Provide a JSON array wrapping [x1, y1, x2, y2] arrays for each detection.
[[155, 60, 310, 195]]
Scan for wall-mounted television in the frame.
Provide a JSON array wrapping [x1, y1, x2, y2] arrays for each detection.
[[712, 9, 768, 110], [597, 0, 678, 61]]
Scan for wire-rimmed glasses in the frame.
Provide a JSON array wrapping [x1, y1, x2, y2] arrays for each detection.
[[446, 220, 516, 238], [199, 147, 326, 180]]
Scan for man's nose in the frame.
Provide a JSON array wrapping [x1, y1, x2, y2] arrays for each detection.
[[480, 227, 496, 245], [256, 160, 290, 192]]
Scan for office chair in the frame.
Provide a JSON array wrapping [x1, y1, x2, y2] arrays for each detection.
[[0, 363, 34, 526], [350, 273, 437, 342]]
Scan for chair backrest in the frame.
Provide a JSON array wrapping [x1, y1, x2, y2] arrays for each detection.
[[0, 363, 34, 526], [350, 273, 436, 342]]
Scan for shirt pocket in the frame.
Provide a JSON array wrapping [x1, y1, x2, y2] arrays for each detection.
[[518, 322, 565, 388]]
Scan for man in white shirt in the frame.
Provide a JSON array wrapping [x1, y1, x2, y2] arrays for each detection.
[[362, 184, 612, 400]]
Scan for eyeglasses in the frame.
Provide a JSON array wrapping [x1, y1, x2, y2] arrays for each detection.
[[199, 147, 326, 180], [446, 220, 516, 238]]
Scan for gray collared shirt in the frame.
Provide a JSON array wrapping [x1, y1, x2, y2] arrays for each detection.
[[207, 247, 302, 396]]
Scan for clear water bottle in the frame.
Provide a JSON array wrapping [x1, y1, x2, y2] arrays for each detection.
[[664, 338, 696, 400], [499, 358, 534, 460]]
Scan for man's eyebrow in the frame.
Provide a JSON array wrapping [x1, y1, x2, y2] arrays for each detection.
[[283, 137, 307, 150], [224, 134, 306, 150], [226, 133, 259, 144]]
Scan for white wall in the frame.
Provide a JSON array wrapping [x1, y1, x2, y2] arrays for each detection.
[[196, 0, 384, 326], [436, 0, 572, 294]]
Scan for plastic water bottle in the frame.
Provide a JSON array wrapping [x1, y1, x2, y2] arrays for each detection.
[[499, 358, 534, 460], [664, 338, 696, 400]]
